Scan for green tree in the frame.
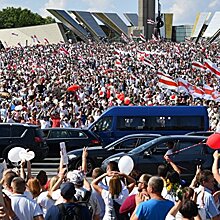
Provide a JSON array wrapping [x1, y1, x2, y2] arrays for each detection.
[[0, 7, 55, 29]]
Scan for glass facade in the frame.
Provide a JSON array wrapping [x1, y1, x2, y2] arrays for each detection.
[[172, 25, 193, 42]]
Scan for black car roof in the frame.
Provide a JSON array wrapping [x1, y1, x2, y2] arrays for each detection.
[[42, 127, 89, 131], [0, 123, 39, 128]]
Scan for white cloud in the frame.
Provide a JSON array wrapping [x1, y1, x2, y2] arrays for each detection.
[[208, 0, 219, 8], [168, 0, 199, 24], [39, 0, 68, 17], [81, 0, 115, 12]]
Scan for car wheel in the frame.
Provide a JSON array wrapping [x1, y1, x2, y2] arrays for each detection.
[[2, 145, 27, 168], [74, 158, 95, 176]]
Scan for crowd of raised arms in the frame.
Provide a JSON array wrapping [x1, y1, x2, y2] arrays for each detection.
[[0, 39, 220, 130], [1, 147, 220, 220]]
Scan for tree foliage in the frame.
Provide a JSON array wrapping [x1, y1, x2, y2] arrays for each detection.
[[0, 7, 55, 29]]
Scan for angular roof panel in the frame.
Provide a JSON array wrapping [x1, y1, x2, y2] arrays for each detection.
[[70, 11, 106, 40], [104, 13, 128, 34], [203, 12, 220, 38], [191, 12, 211, 38], [124, 13, 138, 26], [47, 9, 88, 42]]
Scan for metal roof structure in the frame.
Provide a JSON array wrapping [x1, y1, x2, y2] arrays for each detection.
[[93, 12, 128, 36], [70, 11, 106, 41], [47, 9, 89, 42], [191, 12, 211, 38], [203, 12, 220, 38], [124, 13, 138, 26]]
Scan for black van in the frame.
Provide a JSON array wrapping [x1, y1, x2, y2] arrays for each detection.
[[0, 123, 48, 161]]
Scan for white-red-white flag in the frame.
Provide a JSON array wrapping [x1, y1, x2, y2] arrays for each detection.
[[203, 84, 214, 100], [78, 56, 86, 63], [158, 75, 178, 91], [115, 59, 122, 67], [147, 19, 156, 25], [190, 85, 204, 99], [59, 47, 70, 56], [44, 38, 49, 44], [177, 78, 189, 94], [143, 58, 154, 68], [121, 33, 129, 43], [139, 34, 146, 42], [192, 61, 206, 71], [157, 70, 173, 80], [204, 59, 220, 78], [34, 35, 40, 44]]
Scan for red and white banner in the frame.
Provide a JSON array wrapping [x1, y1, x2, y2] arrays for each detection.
[[157, 70, 173, 80], [204, 59, 220, 78], [147, 19, 156, 25], [121, 33, 129, 43], [59, 47, 70, 56], [190, 85, 204, 99], [177, 78, 189, 94], [203, 84, 214, 100], [143, 58, 154, 68], [34, 35, 40, 44], [44, 38, 49, 44], [139, 34, 146, 42], [158, 75, 178, 91], [114, 59, 122, 67], [192, 61, 206, 71]]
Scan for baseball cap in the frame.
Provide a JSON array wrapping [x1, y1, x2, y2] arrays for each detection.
[[60, 182, 76, 200], [66, 170, 85, 185]]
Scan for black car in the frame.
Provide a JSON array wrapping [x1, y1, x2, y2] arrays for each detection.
[[186, 131, 214, 137], [0, 123, 48, 162], [42, 128, 102, 157], [102, 135, 212, 182], [67, 133, 161, 174]]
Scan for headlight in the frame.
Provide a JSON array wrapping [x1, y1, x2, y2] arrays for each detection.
[[68, 154, 77, 160]]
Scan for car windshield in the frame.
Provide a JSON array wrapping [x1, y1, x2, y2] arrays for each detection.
[[129, 138, 158, 154]]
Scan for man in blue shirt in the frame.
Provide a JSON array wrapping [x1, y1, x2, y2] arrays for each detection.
[[131, 176, 174, 220]]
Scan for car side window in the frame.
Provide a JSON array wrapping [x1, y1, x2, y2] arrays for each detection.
[[49, 130, 68, 138], [68, 131, 87, 138], [115, 139, 138, 150], [11, 126, 26, 137], [151, 142, 168, 155], [139, 137, 155, 145], [177, 141, 203, 154], [0, 126, 10, 137]]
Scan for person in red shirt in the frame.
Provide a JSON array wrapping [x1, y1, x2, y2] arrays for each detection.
[[51, 112, 61, 128], [119, 174, 151, 218]]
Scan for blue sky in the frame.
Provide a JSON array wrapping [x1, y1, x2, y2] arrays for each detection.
[[0, 0, 220, 25]]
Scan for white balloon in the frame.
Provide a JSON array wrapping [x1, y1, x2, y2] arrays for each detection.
[[8, 147, 26, 162], [118, 156, 134, 175], [19, 150, 35, 161]]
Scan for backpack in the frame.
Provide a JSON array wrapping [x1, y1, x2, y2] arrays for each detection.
[[57, 203, 83, 220], [112, 200, 129, 220]]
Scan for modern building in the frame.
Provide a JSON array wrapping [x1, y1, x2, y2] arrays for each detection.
[[172, 25, 193, 43], [0, 23, 66, 47]]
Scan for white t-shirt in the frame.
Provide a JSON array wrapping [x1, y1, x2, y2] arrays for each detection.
[[101, 187, 129, 220], [37, 191, 55, 217]]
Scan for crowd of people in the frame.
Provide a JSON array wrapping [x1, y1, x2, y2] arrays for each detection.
[[0, 39, 220, 130], [1, 147, 220, 220]]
